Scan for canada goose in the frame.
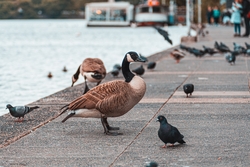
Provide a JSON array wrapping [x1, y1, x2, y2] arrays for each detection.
[[61, 51, 147, 135], [170, 49, 185, 63], [71, 58, 106, 94]]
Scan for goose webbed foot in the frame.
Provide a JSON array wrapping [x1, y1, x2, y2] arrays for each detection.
[[101, 117, 122, 135]]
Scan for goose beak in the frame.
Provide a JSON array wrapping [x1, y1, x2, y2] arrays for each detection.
[[137, 56, 147, 63]]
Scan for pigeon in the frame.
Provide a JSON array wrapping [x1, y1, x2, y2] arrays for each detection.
[[153, 26, 173, 45], [170, 49, 185, 63], [180, 44, 190, 52], [145, 161, 158, 167], [110, 64, 122, 77], [214, 41, 230, 53], [147, 61, 156, 70], [225, 51, 236, 65], [110, 68, 120, 77], [183, 83, 194, 97], [202, 45, 218, 56], [233, 42, 246, 55], [188, 47, 205, 58], [6, 104, 39, 122], [245, 42, 250, 49], [132, 65, 145, 76], [157, 115, 186, 148]]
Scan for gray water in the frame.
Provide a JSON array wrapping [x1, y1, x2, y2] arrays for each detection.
[[0, 19, 189, 116]]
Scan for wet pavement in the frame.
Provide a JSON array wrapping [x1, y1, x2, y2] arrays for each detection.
[[0, 25, 249, 167]]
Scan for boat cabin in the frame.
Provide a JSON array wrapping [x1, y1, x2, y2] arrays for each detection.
[[85, 1, 134, 27]]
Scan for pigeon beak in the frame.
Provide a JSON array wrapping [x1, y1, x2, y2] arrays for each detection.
[[156, 118, 159, 122]]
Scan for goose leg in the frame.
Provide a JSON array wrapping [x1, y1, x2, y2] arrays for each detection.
[[101, 117, 122, 136], [103, 117, 120, 131], [83, 77, 90, 94]]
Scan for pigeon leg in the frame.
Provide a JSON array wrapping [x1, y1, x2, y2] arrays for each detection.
[[101, 117, 122, 136], [161, 144, 167, 148], [103, 117, 120, 131], [15, 117, 23, 122], [169, 144, 175, 147]]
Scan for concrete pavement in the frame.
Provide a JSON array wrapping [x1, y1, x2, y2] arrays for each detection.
[[0, 25, 249, 167]]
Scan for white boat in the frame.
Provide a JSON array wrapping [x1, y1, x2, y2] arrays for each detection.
[[135, 0, 168, 26], [85, 1, 134, 27]]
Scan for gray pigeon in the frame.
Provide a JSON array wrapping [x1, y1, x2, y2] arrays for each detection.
[[157, 115, 185, 148], [132, 65, 145, 76], [6, 104, 39, 122], [145, 161, 158, 167], [183, 83, 194, 97]]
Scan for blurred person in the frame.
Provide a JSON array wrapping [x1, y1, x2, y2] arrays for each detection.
[[231, 0, 243, 37], [222, 9, 232, 25], [213, 6, 221, 26], [241, 0, 250, 37], [206, 6, 213, 25]]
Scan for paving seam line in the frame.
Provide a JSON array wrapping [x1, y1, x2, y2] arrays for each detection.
[[109, 59, 204, 167], [245, 57, 250, 92]]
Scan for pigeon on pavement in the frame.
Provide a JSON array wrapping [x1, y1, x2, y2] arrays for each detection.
[[157, 115, 186, 148], [147, 61, 156, 70], [132, 65, 145, 76], [6, 104, 39, 122], [183, 83, 194, 97]]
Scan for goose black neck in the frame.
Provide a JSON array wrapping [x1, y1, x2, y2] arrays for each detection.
[[122, 57, 135, 83]]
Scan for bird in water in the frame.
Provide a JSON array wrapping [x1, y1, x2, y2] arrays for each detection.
[[183, 83, 194, 97], [132, 65, 145, 76], [153, 26, 173, 45], [71, 58, 106, 94], [61, 51, 147, 135], [6, 104, 39, 122], [62, 66, 67, 72], [157, 115, 185, 148], [170, 49, 185, 63], [47, 72, 53, 78]]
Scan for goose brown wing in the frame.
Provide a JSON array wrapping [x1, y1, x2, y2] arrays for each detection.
[[81, 58, 106, 74], [68, 80, 128, 111]]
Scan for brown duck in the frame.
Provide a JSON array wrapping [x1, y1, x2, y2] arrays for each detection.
[[61, 51, 147, 135], [170, 49, 185, 63]]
